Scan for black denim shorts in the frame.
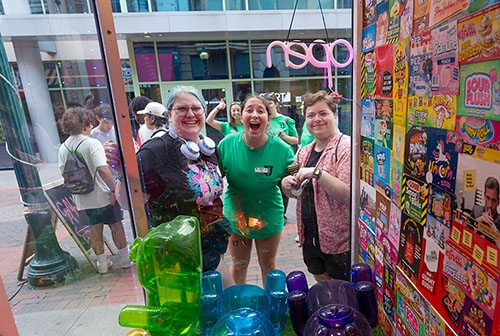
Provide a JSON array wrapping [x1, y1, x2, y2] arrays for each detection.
[[84, 203, 123, 226]]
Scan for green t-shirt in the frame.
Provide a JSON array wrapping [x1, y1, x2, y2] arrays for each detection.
[[300, 124, 314, 147], [266, 115, 298, 140], [219, 122, 244, 136], [218, 133, 294, 239]]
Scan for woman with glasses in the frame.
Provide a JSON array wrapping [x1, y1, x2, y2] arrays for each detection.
[[280, 90, 351, 282], [206, 99, 243, 135], [218, 95, 295, 287], [134, 85, 233, 287]]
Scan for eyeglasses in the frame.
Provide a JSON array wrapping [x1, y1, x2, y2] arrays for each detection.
[[172, 106, 205, 116], [305, 111, 332, 120]]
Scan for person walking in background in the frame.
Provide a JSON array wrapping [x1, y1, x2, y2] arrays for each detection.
[[58, 106, 130, 274], [136, 102, 168, 145], [281, 90, 351, 282], [134, 86, 234, 288], [218, 94, 294, 287], [206, 99, 243, 135], [129, 96, 152, 143], [90, 103, 117, 144]]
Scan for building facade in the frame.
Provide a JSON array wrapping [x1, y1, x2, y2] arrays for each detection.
[[0, 0, 352, 160]]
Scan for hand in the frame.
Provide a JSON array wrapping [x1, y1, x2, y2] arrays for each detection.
[[110, 190, 117, 206], [477, 211, 495, 228], [103, 141, 121, 171], [294, 167, 316, 184], [216, 99, 226, 111], [281, 175, 299, 191]]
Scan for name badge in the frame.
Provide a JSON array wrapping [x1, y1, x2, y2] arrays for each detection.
[[255, 167, 269, 174]]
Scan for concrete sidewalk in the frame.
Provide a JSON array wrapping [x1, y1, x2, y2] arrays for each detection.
[[1, 164, 311, 335]]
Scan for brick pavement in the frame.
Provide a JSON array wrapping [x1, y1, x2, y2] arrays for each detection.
[[0, 168, 314, 329]]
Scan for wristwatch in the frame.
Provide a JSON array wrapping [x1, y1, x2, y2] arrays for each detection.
[[312, 168, 323, 180]]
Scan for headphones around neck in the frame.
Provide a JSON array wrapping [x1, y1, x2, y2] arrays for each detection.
[[169, 128, 215, 160]]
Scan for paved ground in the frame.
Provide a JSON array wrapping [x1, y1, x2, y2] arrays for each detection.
[[0, 163, 313, 335]]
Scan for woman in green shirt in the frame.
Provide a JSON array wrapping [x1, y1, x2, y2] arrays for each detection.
[[206, 99, 243, 136], [218, 95, 295, 287]]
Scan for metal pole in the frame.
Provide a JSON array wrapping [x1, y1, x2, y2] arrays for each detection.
[[0, 34, 77, 287]]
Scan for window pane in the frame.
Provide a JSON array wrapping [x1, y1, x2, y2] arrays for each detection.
[[134, 42, 159, 82], [229, 41, 250, 79], [127, 0, 150, 12]]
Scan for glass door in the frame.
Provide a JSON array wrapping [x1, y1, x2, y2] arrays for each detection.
[[161, 81, 232, 144]]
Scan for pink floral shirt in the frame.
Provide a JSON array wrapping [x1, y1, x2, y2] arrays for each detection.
[[296, 133, 351, 254]]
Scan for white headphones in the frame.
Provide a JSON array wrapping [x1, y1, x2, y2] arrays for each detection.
[[169, 128, 216, 160]]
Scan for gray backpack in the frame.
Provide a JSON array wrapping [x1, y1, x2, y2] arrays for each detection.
[[62, 139, 95, 194]]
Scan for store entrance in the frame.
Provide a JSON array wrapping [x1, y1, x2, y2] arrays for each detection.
[[162, 82, 232, 144]]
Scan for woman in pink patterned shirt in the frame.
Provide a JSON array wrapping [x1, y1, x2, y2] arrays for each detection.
[[281, 91, 351, 282]]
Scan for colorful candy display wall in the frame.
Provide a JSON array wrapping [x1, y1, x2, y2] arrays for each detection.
[[358, 0, 500, 335]]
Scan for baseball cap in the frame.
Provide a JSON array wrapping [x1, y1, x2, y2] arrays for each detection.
[[137, 102, 166, 118]]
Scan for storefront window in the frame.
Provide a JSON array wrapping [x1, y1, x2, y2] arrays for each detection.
[[229, 41, 251, 79]]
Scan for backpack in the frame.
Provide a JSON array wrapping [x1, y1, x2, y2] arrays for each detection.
[[62, 139, 95, 194]]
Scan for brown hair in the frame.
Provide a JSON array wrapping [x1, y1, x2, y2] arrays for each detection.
[[240, 95, 271, 116], [228, 101, 241, 129], [302, 91, 337, 114], [60, 106, 95, 135]]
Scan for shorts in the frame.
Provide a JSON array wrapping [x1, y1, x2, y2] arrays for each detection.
[[201, 218, 232, 272], [84, 203, 123, 226], [303, 241, 350, 281]]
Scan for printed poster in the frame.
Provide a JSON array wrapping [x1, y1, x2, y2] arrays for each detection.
[[407, 96, 431, 127], [376, 190, 392, 233], [428, 0, 469, 28], [413, 0, 430, 35], [362, 24, 377, 53], [393, 38, 410, 125], [425, 127, 459, 193], [364, 0, 377, 27], [458, 60, 500, 121], [397, 211, 425, 286], [428, 184, 455, 228], [375, 99, 394, 149], [409, 32, 433, 98], [431, 20, 460, 95], [444, 220, 499, 321], [389, 201, 402, 249], [376, 1, 390, 47], [374, 143, 392, 190], [399, 0, 413, 39], [402, 174, 429, 223], [392, 124, 406, 162], [361, 136, 375, 186], [431, 94, 457, 130], [469, 0, 500, 12], [375, 44, 394, 99], [448, 115, 500, 151], [375, 119, 393, 149], [457, 3, 500, 65], [363, 51, 376, 98], [459, 297, 493, 336], [361, 99, 376, 139], [403, 125, 428, 181], [453, 151, 500, 247], [387, 0, 402, 43], [391, 157, 404, 204], [360, 179, 377, 232]]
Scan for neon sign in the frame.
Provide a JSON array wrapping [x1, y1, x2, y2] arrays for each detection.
[[266, 39, 354, 89]]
